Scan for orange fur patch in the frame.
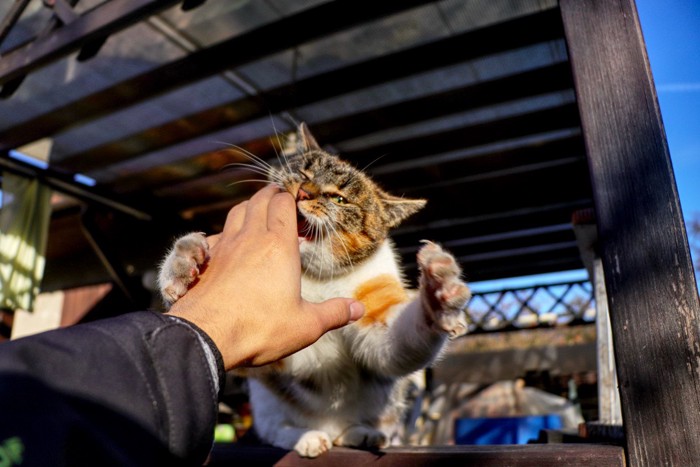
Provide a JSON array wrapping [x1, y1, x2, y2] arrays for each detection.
[[333, 231, 371, 258], [354, 274, 408, 327]]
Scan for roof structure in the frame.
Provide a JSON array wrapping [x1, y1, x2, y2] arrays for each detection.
[[4, 3, 700, 466], [0, 0, 591, 293]]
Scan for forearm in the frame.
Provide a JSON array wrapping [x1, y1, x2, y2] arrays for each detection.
[[0, 311, 221, 466]]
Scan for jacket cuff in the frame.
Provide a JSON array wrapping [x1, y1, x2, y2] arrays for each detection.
[[166, 315, 226, 398]]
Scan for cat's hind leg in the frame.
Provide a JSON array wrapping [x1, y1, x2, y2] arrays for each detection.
[[417, 241, 472, 338], [158, 232, 209, 305]]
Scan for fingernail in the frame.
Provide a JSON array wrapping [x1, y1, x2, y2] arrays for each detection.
[[349, 301, 365, 323]]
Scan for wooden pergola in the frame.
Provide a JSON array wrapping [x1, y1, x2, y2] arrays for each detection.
[[0, 0, 698, 465]]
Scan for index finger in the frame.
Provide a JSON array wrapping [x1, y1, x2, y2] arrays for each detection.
[[267, 191, 297, 242], [242, 184, 282, 232]]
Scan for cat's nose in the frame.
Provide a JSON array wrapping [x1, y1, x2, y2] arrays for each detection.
[[297, 187, 312, 201]]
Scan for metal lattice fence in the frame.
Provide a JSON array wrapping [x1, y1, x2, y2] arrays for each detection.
[[465, 281, 595, 333]]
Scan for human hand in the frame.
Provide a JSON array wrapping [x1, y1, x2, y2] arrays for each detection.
[[167, 185, 364, 370]]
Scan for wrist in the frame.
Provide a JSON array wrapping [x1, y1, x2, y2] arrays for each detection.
[[166, 301, 245, 371]]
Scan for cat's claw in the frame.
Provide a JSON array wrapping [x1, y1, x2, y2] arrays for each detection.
[[418, 241, 472, 339], [158, 232, 209, 306]]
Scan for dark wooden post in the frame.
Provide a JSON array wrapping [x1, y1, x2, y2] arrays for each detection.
[[560, 0, 700, 465]]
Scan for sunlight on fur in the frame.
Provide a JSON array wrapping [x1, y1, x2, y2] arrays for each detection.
[[158, 123, 471, 458]]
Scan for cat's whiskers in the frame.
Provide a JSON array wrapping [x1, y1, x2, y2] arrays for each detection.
[[317, 222, 331, 281], [218, 143, 294, 188], [218, 142, 275, 171], [309, 221, 324, 280], [226, 179, 276, 188], [220, 147, 296, 190], [317, 225, 327, 281], [323, 224, 336, 280], [223, 162, 279, 181], [269, 120, 295, 178], [325, 219, 355, 276]]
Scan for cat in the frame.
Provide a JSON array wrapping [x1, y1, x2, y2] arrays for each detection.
[[158, 123, 471, 457]]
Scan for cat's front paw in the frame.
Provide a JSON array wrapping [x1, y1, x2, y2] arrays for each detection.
[[334, 425, 387, 450], [158, 232, 209, 306], [418, 241, 472, 339], [294, 430, 333, 458]]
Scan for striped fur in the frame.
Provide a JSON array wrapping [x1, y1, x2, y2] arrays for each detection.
[[248, 125, 471, 457], [158, 124, 471, 458]]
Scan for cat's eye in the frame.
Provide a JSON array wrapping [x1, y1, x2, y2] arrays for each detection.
[[327, 193, 348, 205]]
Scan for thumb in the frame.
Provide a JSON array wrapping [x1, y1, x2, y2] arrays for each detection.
[[305, 298, 365, 334]]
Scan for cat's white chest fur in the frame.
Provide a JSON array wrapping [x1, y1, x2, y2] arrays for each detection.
[[158, 123, 472, 458], [300, 240, 403, 303]]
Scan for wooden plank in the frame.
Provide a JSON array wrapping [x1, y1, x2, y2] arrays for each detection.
[[208, 445, 625, 466], [593, 258, 622, 424], [100, 109, 582, 196], [0, 0, 438, 153], [560, 0, 700, 465], [0, 0, 181, 85], [57, 59, 572, 172], [433, 341, 597, 385], [342, 104, 581, 163], [156, 153, 590, 226], [392, 200, 592, 246]]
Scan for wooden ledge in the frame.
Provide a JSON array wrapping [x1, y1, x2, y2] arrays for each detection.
[[209, 444, 625, 466]]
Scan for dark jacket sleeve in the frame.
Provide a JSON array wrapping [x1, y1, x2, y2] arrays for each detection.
[[0, 311, 224, 466]]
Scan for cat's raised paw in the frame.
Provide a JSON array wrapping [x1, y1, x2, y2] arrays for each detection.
[[158, 232, 209, 305], [294, 430, 333, 458], [418, 241, 472, 338]]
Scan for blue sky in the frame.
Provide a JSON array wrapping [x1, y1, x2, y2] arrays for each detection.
[[472, 0, 699, 292], [637, 0, 700, 223]]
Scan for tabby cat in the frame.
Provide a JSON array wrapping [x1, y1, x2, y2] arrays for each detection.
[[158, 123, 471, 457]]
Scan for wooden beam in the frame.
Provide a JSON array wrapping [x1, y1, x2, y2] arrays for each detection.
[[0, 0, 438, 153], [0, 151, 152, 221], [148, 152, 590, 226], [100, 107, 583, 197], [397, 223, 575, 256], [0, 0, 32, 48], [57, 59, 572, 173], [375, 133, 585, 191], [392, 200, 592, 243], [341, 103, 581, 163], [561, 0, 700, 465], [208, 444, 625, 466], [434, 338, 598, 384], [0, 0, 181, 85]]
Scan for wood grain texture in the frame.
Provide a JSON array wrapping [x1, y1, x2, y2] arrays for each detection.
[[209, 445, 625, 467], [561, 0, 700, 465]]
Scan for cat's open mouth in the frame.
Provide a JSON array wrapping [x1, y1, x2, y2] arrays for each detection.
[[297, 211, 314, 241]]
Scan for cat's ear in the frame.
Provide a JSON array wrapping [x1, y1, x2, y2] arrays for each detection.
[[298, 122, 322, 152], [379, 191, 426, 228]]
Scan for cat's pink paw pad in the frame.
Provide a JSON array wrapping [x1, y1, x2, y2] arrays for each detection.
[[417, 241, 471, 338], [158, 232, 209, 305], [418, 242, 460, 280], [294, 430, 333, 458]]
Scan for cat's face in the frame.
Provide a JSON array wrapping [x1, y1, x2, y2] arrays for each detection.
[[269, 124, 425, 279]]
